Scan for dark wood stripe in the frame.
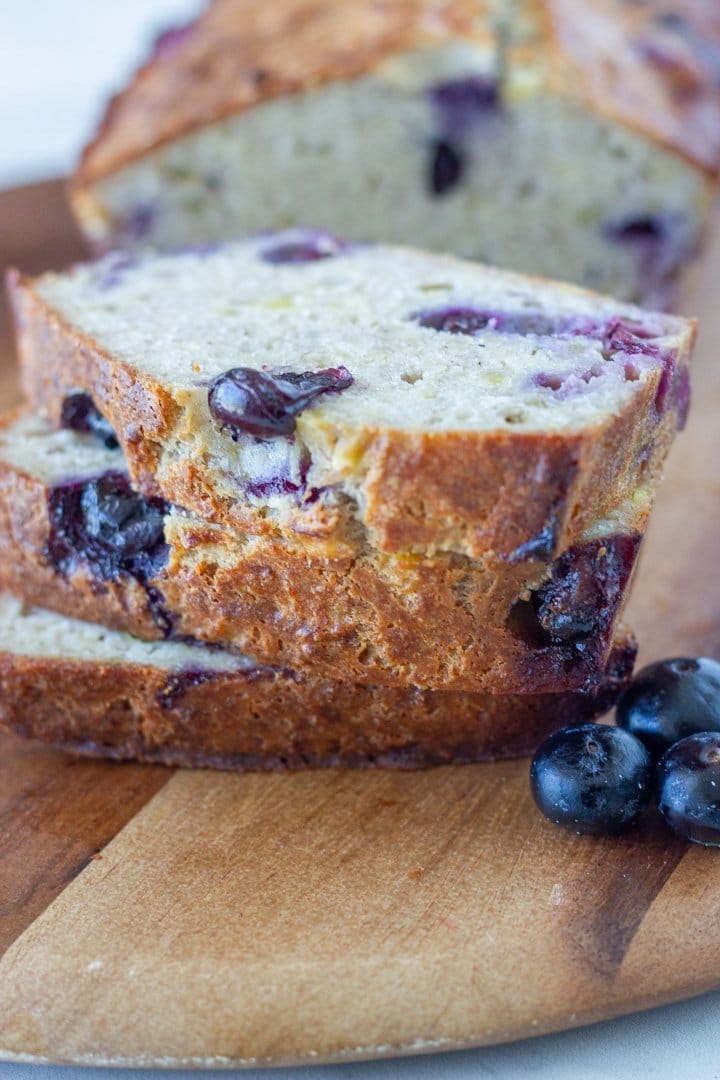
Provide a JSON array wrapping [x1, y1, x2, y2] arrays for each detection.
[[0, 732, 171, 958], [0, 178, 86, 411], [559, 811, 688, 981]]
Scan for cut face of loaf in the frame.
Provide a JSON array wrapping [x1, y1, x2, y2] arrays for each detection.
[[69, 0, 720, 305], [0, 595, 636, 771], [10, 236, 695, 563], [0, 411, 647, 693]]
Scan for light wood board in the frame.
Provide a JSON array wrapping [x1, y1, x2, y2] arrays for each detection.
[[0, 180, 719, 1068]]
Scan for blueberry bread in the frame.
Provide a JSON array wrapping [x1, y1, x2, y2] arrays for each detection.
[[9, 236, 695, 564], [0, 596, 636, 771], [68, 0, 720, 306], [0, 411, 646, 692]]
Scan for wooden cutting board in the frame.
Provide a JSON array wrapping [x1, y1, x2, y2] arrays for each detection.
[[0, 181, 719, 1069]]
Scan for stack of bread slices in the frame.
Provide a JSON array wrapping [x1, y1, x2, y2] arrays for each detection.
[[2, 0, 716, 770], [0, 231, 696, 769]]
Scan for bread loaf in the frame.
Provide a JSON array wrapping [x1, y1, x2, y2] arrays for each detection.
[[69, 0, 720, 306]]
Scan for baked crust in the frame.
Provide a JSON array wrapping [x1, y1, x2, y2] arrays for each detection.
[[71, 0, 720, 197], [0, 408, 646, 692], [0, 633, 636, 771], [8, 268, 693, 564]]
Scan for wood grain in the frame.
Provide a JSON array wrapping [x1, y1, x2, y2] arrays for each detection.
[[0, 180, 85, 410], [0, 181, 718, 1068], [0, 766, 717, 1068], [0, 184, 171, 965], [0, 734, 170, 960]]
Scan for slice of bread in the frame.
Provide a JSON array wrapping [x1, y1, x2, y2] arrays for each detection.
[[10, 236, 694, 565], [0, 595, 636, 771], [0, 410, 645, 692], [69, 0, 720, 305]]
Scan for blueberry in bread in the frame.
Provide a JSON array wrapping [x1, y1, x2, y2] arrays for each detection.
[[68, 0, 720, 306], [0, 411, 647, 692], [9, 236, 695, 564], [0, 595, 637, 771]]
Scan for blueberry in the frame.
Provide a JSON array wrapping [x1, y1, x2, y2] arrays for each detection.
[[80, 476, 165, 556], [429, 140, 464, 196], [261, 231, 346, 264], [425, 76, 500, 198], [617, 657, 720, 758], [47, 472, 168, 584], [414, 306, 571, 337], [507, 535, 641, 649], [530, 723, 653, 835], [60, 393, 119, 450], [657, 733, 720, 846], [606, 216, 666, 243], [208, 366, 353, 440]]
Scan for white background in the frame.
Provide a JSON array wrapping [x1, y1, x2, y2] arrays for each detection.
[[1, 4, 720, 1078]]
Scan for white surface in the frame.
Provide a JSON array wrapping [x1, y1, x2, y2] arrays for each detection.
[[0, 0, 203, 187], [1, 4, 719, 1078]]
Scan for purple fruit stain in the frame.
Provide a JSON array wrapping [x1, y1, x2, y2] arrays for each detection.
[[414, 305, 685, 406], [243, 450, 323, 502], [95, 252, 137, 291], [160, 661, 279, 708], [261, 231, 347, 264], [61, 393, 119, 450], [604, 212, 698, 310], [414, 306, 575, 337], [122, 204, 156, 241], [152, 20, 196, 60], [674, 366, 691, 430], [654, 355, 691, 428], [427, 76, 500, 136], [425, 75, 500, 198]]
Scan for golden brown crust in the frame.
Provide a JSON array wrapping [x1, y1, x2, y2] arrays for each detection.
[[535, 0, 720, 174], [161, 523, 644, 692], [9, 269, 692, 564], [0, 412, 645, 692], [71, 0, 720, 199], [0, 635, 636, 772]]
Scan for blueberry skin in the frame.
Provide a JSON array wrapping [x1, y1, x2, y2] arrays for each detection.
[[657, 733, 720, 846], [530, 723, 653, 835], [616, 657, 720, 758], [208, 366, 353, 440]]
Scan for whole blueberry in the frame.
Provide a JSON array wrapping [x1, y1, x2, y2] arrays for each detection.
[[616, 657, 720, 758], [530, 723, 652, 835], [657, 733, 720, 846], [208, 366, 353, 440]]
